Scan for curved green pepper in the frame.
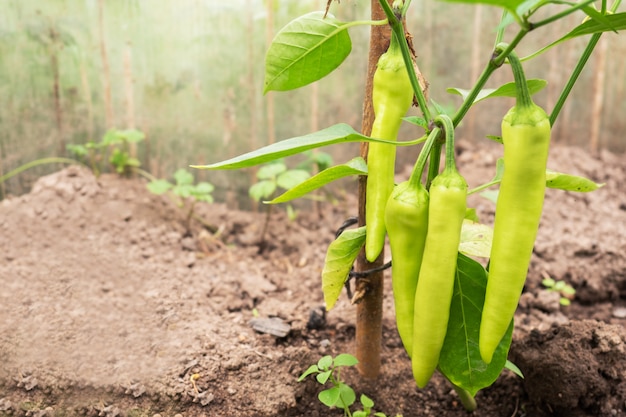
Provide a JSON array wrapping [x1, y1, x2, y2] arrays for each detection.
[[479, 52, 551, 364], [385, 130, 438, 357], [412, 115, 467, 388], [365, 31, 414, 262]]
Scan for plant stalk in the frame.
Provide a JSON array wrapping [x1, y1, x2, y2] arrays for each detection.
[[549, 0, 622, 126], [451, 383, 477, 411]]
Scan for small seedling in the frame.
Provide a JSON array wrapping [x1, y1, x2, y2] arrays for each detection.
[[248, 160, 310, 216], [298, 354, 397, 417], [147, 168, 214, 230], [541, 275, 576, 306], [67, 128, 145, 176]]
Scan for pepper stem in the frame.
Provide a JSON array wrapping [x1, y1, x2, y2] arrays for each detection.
[[408, 127, 439, 187], [503, 46, 534, 110], [435, 114, 457, 173]]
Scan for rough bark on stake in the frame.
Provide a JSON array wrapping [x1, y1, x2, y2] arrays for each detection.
[[355, 0, 392, 379]]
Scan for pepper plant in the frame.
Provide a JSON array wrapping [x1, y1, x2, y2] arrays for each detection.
[[194, 0, 619, 411]]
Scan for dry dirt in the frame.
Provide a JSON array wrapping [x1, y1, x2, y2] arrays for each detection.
[[0, 142, 625, 417]]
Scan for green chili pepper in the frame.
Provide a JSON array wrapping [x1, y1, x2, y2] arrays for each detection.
[[384, 129, 438, 357], [412, 115, 467, 388], [365, 31, 414, 263], [479, 51, 551, 364]]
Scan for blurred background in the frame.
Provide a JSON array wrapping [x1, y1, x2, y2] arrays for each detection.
[[0, 0, 624, 205]]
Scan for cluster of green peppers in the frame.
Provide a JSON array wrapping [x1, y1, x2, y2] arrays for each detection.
[[384, 115, 467, 388], [368, 38, 550, 387]]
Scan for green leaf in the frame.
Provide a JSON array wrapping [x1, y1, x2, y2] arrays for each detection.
[[298, 364, 320, 382], [459, 220, 493, 258], [333, 353, 358, 367], [337, 382, 356, 408], [268, 157, 367, 204], [102, 129, 122, 145], [438, 253, 514, 396], [264, 12, 352, 93], [193, 124, 370, 170], [437, 0, 524, 16], [404, 115, 429, 129], [276, 169, 311, 190], [249, 180, 276, 202], [505, 360, 524, 379], [546, 169, 604, 192], [465, 208, 479, 223], [146, 179, 173, 195], [322, 226, 366, 310], [174, 168, 194, 186], [447, 79, 547, 105], [312, 151, 334, 171], [493, 158, 505, 181], [480, 189, 499, 204], [257, 162, 287, 180], [360, 394, 374, 409], [318, 355, 333, 371], [318, 387, 341, 407], [316, 370, 332, 384], [66, 143, 88, 157], [194, 182, 215, 195], [522, 12, 626, 61], [117, 129, 146, 143]]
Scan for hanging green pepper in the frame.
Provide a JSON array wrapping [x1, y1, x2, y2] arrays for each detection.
[[479, 51, 551, 364], [365, 30, 414, 263], [384, 129, 438, 357], [411, 115, 467, 388]]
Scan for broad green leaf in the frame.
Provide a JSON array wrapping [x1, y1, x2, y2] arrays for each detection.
[[146, 179, 172, 195], [276, 169, 311, 190], [117, 129, 146, 143], [337, 382, 356, 408], [102, 129, 122, 145], [522, 12, 626, 61], [333, 353, 359, 367], [360, 394, 374, 409], [174, 184, 194, 199], [193, 124, 368, 170], [194, 182, 215, 195], [460, 220, 493, 258], [438, 253, 513, 396], [268, 157, 367, 204], [447, 79, 547, 105], [297, 364, 320, 382], [257, 162, 287, 180], [249, 180, 276, 202], [318, 355, 333, 370], [322, 226, 366, 310], [264, 11, 352, 93], [546, 169, 604, 192], [174, 168, 194, 186], [318, 387, 340, 407]]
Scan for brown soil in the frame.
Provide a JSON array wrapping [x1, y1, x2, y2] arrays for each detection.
[[0, 142, 625, 417]]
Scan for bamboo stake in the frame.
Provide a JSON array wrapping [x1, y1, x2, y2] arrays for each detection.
[[355, 0, 391, 380]]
